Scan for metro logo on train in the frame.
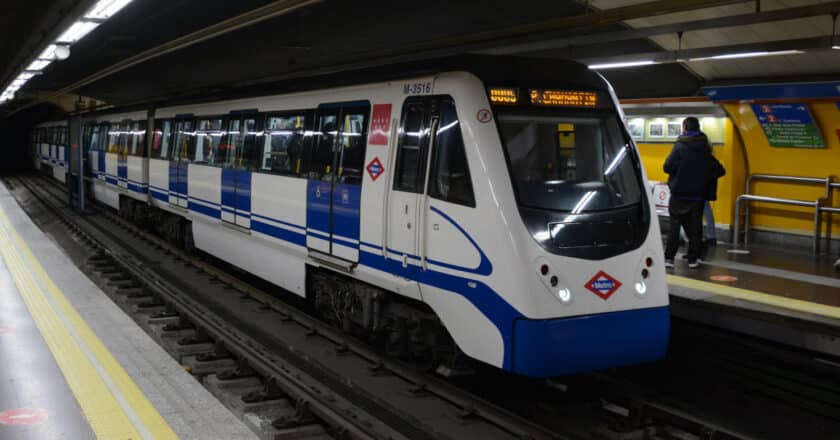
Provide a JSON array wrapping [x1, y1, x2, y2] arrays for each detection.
[[585, 271, 622, 300]]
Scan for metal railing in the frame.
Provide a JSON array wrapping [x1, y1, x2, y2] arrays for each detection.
[[733, 174, 837, 254]]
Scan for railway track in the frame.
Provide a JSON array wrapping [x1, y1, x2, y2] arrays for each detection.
[[8, 174, 560, 440], [8, 173, 840, 440]]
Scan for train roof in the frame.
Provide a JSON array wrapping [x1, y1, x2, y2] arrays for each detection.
[[80, 55, 609, 119]]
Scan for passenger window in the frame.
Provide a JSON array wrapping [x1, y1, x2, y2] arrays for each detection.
[[222, 119, 243, 167], [152, 120, 172, 159], [172, 120, 194, 161], [118, 123, 130, 155], [194, 118, 224, 165], [223, 118, 258, 170], [394, 99, 426, 193], [428, 99, 474, 207], [262, 114, 305, 175], [337, 107, 368, 185], [240, 118, 260, 170], [307, 112, 338, 180], [129, 121, 145, 157]]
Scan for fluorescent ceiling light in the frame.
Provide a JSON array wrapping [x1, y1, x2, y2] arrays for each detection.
[[690, 50, 804, 61], [39, 44, 57, 60], [589, 60, 656, 70], [85, 0, 133, 19], [56, 21, 99, 43], [27, 59, 51, 71], [833, 45, 840, 50], [16, 72, 35, 81], [11, 79, 26, 87]]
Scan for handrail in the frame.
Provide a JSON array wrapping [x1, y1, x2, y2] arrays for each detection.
[[735, 173, 835, 254]]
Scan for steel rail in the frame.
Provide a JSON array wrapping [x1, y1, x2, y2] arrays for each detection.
[[22, 174, 558, 440]]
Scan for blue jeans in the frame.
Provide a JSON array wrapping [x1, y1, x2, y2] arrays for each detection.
[[704, 202, 716, 241]]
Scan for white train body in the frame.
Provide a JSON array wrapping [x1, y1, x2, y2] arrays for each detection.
[[32, 119, 69, 183], [45, 57, 669, 376]]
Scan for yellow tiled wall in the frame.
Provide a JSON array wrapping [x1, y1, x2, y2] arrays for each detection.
[[636, 102, 840, 237]]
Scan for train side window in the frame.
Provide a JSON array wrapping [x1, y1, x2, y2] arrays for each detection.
[[262, 114, 305, 175], [337, 106, 369, 185], [394, 99, 426, 193], [152, 120, 172, 159], [306, 112, 338, 180], [428, 98, 475, 207], [129, 121, 146, 157], [222, 119, 243, 167], [240, 118, 260, 170], [172, 120, 194, 161], [194, 118, 224, 165], [118, 123, 130, 154]]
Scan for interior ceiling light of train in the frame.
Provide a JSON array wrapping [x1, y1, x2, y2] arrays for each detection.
[[0, 0, 133, 103]]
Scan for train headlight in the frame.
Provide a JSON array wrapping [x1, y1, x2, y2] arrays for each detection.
[[557, 288, 572, 303], [634, 281, 647, 295]]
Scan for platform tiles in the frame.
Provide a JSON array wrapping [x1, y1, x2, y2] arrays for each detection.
[[0, 184, 256, 439]]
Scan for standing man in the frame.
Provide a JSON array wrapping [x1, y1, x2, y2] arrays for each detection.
[[663, 117, 725, 268]]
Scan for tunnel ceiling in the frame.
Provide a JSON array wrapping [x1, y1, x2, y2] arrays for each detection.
[[2, 0, 839, 115]]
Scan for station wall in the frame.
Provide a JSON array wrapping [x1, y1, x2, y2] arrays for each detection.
[[636, 117, 742, 231], [634, 101, 840, 242], [723, 102, 840, 238]]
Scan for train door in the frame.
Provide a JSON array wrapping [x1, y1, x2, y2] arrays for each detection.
[[305, 102, 369, 263], [116, 123, 129, 189], [221, 115, 258, 229], [387, 98, 434, 274], [169, 119, 193, 208]]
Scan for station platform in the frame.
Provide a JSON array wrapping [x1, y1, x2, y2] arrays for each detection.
[[0, 184, 255, 439], [666, 241, 840, 357]]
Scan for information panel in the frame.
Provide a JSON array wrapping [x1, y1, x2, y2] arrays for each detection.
[[751, 103, 825, 148]]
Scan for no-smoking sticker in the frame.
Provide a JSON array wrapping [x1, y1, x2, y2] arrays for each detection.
[[476, 109, 492, 123]]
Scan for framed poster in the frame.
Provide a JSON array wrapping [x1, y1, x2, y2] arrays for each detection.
[[667, 122, 681, 138], [648, 122, 664, 138], [751, 103, 825, 148], [627, 119, 644, 139]]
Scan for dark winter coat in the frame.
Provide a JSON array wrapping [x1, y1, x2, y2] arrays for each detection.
[[663, 133, 726, 201]]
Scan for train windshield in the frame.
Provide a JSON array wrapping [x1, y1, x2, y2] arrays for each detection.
[[499, 112, 642, 212]]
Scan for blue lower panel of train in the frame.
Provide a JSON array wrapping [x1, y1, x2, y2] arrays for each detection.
[[510, 306, 669, 377]]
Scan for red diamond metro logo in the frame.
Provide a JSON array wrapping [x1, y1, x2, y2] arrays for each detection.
[[584, 270, 622, 300], [366, 157, 384, 181]]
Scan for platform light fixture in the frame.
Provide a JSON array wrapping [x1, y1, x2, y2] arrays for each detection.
[[690, 49, 804, 61], [85, 0, 134, 20], [588, 60, 656, 70], [1, 0, 134, 103]]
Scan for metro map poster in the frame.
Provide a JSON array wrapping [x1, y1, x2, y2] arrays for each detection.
[[751, 103, 826, 148]]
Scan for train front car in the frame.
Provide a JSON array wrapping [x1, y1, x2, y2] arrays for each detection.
[[428, 58, 669, 377]]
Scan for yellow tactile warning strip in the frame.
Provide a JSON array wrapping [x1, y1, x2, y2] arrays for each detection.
[[668, 274, 840, 320], [0, 207, 177, 439]]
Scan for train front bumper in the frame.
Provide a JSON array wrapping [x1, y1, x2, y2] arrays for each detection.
[[509, 306, 669, 377]]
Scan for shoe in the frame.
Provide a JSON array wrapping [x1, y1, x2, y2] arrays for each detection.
[[688, 260, 700, 269], [664, 259, 675, 269], [681, 254, 702, 262]]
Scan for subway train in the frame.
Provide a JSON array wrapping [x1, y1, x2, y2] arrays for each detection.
[[32, 57, 669, 377], [32, 119, 69, 183]]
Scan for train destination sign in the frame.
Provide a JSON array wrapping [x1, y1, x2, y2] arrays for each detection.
[[530, 89, 598, 107], [751, 103, 825, 148]]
